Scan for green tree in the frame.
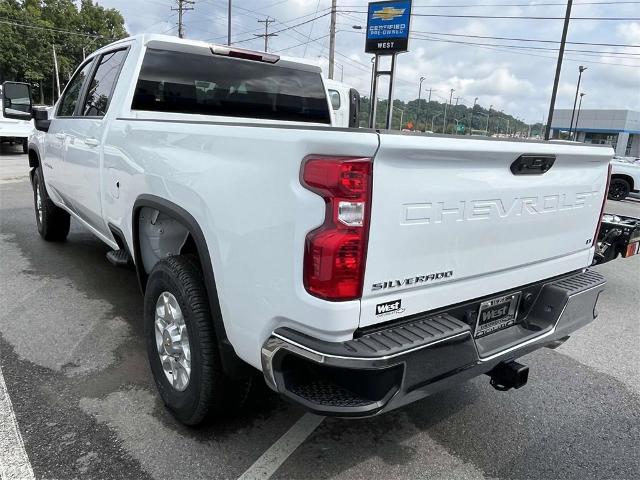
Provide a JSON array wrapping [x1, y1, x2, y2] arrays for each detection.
[[0, 0, 127, 104]]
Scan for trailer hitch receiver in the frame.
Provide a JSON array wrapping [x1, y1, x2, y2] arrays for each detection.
[[488, 361, 529, 391]]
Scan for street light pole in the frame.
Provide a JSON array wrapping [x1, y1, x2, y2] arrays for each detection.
[[568, 65, 587, 139], [486, 104, 492, 135], [416, 76, 425, 131], [443, 88, 454, 134], [574, 92, 586, 141], [545, 0, 574, 140]]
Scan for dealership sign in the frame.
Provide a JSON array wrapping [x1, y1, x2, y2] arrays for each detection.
[[365, 0, 412, 54]]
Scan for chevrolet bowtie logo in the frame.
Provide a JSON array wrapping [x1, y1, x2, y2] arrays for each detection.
[[372, 6, 406, 21]]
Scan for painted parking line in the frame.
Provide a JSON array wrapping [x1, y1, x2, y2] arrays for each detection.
[[0, 364, 35, 480], [237, 413, 325, 480]]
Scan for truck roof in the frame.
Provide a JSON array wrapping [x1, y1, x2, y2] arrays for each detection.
[[91, 33, 322, 71]]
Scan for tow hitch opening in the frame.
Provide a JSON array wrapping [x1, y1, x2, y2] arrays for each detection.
[[488, 361, 529, 391]]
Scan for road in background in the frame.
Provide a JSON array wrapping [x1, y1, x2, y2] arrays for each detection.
[[1, 143, 638, 479]]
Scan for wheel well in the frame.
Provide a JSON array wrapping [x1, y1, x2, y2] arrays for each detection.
[[136, 206, 200, 276], [611, 174, 634, 190], [132, 196, 252, 379], [28, 149, 39, 168]]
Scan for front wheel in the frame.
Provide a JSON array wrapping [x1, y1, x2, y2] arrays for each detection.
[[608, 178, 630, 201], [33, 167, 70, 241], [144, 255, 250, 425], [22, 139, 28, 154]]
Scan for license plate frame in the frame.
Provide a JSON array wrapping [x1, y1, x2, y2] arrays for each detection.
[[474, 292, 521, 338]]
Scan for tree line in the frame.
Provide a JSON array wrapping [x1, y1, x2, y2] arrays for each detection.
[[0, 0, 127, 104], [359, 97, 543, 137]]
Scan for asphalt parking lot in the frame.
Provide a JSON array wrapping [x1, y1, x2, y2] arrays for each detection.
[[1, 142, 639, 480]]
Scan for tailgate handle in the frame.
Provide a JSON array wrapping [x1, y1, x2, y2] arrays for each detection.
[[510, 154, 555, 175]]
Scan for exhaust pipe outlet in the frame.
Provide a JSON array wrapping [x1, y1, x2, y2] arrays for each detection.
[[488, 361, 529, 391]]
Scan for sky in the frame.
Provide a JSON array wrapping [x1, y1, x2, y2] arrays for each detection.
[[95, 0, 640, 123]]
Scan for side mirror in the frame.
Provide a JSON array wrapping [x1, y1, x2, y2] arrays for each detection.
[[33, 107, 51, 132], [2, 81, 33, 121]]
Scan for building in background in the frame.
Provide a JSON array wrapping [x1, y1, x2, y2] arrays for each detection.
[[550, 109, 640, 157]]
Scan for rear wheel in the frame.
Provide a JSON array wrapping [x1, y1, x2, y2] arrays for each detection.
[[33, 167, 70, 241], [144, 255, 250, 425], [608, 178, 630, 201]]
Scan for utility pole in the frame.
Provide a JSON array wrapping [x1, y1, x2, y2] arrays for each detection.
[[255, 18, 277, 52], [227, 0, 232, 45], [469, 97, 478, 135], [172, 0, 195, 39], [416, 76, 425, 131], [443, 88, 454, 134], [545, 0, 573, 140], [486, 104, 493, 135], [328, 0, 337, 79], [568, 65, 587, 139], [425, 88, 431, 131]]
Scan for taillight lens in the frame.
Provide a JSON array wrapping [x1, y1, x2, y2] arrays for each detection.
[[593, 162, 612, 247], [301, 156, 373, 301]]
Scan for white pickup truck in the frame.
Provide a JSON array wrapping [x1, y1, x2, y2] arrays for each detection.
[[0, 84, 34, 153], [4, 34, 612, 425]]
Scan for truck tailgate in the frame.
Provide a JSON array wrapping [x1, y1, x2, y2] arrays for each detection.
[[360, 134, 612, 327]]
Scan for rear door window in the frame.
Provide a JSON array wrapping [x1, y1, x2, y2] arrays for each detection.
[[132, 49, 331, 124], [81, 49, 128, 117]]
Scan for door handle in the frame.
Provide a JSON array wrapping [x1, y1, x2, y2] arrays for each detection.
[[85, 137, 99, 147], [54, 133, 65, 140]]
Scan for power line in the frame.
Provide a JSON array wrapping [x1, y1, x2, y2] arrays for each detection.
[[232, 11, 333, 45], [412, 34, 640, 67], [205, 6, 330, 44], [347, 28, 640, 58], [410, 34, 640, 58], [303, 0, 323, 57], [0, 18, 115, 39], [338, 10, 640, 20], [409, 29, 640, 48], [340, 1, 640, 7]]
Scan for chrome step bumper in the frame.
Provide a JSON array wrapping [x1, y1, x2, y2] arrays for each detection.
[[261, 269, 606, 417]]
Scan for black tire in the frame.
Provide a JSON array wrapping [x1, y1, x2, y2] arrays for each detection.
[[608, 178, 630, 201], [33, 167, 70, 241], [144, 255, 251, 425], [22, 139, 28, 154]]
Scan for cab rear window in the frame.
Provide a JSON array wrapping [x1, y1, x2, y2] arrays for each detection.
[[132, 49, 331, 124]]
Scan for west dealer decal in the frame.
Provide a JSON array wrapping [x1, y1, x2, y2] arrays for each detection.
[[372, 271, 453, 291], [376, 299, 404, 316]]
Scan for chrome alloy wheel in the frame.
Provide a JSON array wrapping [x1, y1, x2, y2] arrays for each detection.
[[155, 292, 192, 391], [36, 186, 43, 223]]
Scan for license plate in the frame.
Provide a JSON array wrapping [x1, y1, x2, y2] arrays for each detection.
[[474, 292, 521, 338]]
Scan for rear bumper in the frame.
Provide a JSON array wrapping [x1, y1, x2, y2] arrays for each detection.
[[261, 269, 605, 417]]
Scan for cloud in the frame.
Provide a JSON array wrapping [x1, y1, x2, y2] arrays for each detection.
[[94, 0, 640, 122]]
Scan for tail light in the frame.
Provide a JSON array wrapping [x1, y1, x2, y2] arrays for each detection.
[[301, 156, 373, 301], [593, 162, 612, 247]]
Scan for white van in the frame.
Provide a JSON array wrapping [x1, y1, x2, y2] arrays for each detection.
[[324, 79, 360, 128]]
